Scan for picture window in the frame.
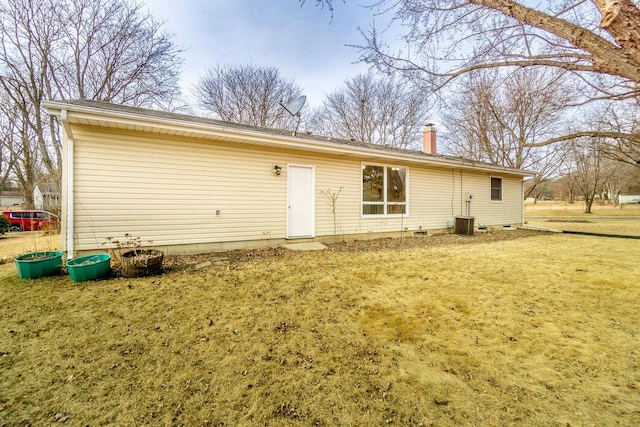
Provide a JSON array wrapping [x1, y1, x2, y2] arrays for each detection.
[[362, 164, 407, 216]]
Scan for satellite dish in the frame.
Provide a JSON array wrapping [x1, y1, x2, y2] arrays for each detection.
[[282, 95, 306, 116], [280, 95, 307, 136]]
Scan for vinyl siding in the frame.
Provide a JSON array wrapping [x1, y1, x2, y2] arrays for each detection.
[[69, 126, 524, 252]]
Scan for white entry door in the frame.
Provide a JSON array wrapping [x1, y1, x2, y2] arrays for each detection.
[[287, 164, 315, 238]]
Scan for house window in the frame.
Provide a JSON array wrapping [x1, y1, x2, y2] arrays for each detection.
[[491, 177, 503, 201], [362, 164, 407, 215]]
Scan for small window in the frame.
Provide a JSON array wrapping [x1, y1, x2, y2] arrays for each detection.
[[491, 177, 503, 201], [362, 164, 407, 216]]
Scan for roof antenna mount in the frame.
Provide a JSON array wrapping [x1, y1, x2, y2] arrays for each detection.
[[279, 95, 306, 136]]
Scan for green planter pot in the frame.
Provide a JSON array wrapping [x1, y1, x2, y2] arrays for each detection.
[[14, 251, 64, 280], [67, 254, 111, 282]]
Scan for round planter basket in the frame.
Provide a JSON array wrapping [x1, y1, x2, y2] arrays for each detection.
[[67, 253, 111, 282], [120, 249, 164, 278], [14, 251, 64, 280]]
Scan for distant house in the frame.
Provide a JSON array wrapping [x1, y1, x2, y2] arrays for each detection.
[[0, 191, 24, 208], [44, 100, 532, 256], [619, 194, 640, 204], [34, 182, 61, 212]]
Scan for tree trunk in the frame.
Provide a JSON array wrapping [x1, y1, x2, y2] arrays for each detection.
[[584, 197, 594, 214], [470, 0, 640, 83], [593, 0, 640, 67]]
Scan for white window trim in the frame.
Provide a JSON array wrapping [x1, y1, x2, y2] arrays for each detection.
[[490, 176, 503, 202], [361, 162, 409, 218]]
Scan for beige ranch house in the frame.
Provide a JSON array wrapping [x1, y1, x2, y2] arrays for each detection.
[[44, 100, 532, 256]]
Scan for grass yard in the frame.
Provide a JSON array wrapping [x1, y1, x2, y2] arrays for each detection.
[[525, 201, 640, 235], [525, 200, 640, 218], [1, 231, 639, 426], [0, 232, 60, 261], [526, 219, 640, 235]]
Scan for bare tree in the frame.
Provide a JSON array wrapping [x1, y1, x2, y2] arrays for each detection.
[[554, 172, 579, 203], [0, 105, 16, 192], [587, 100, 640, 167], [51, 0, 182, 108], [443, 68, 570, 196], [306, 1, 640, 151], [0, 0, 183, 202], [0, 97, 41, 209], [525, 180, 553, 203], [569, 139, 609, 213], [600, 160, 638, 206], [0, 0, 60, 188], [194, 63, 303, 129], [312, 73, 430, 149]]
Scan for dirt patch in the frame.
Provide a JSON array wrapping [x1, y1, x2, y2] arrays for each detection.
[[165, 229, 548, 269], [164, 246, 288, 270], [325, 228, 546, 252]]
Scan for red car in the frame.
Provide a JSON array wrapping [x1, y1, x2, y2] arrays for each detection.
[[1, 210, 59, 232]]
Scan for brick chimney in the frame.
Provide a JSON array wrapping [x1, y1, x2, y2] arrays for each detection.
[[423, 124, 436, 154]]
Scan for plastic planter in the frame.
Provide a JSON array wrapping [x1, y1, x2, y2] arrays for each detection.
[[14, 251, 64, 279], [67, 253, 111, 282]]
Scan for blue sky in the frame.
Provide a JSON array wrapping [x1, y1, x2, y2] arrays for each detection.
[[145, 0, 382, 108]]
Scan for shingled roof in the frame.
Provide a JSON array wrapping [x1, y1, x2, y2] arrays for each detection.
[[44, 99, 533, 177]]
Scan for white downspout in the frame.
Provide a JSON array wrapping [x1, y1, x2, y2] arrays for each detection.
[[521, 179, 525, 226], [67, 137, 74, 259], [61, 110, 74, 259]]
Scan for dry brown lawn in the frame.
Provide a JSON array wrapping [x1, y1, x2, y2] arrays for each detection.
[[0, 232, 60, 261], [526, 201, 640, 235], [1, 230, 639, 426], [527, 219, 640, 235], [525, 200, 640, 218]]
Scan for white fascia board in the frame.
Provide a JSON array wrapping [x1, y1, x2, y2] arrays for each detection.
[[43, 101, 533, 177]]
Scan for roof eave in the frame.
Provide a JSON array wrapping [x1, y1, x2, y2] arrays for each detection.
[[44, 100, 534, 177]]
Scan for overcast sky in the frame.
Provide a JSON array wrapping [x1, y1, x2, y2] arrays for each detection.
[[145, 0, 383, 109]]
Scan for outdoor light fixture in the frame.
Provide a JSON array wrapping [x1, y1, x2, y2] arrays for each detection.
[[273, 165, 282, 175]]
